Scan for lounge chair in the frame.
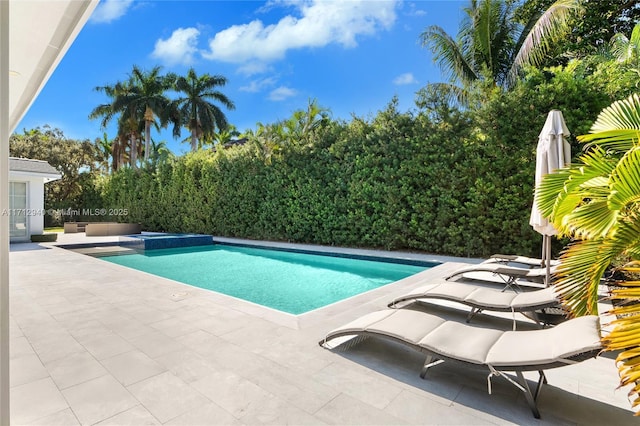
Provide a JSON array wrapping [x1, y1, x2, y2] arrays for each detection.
[[485, 254, 560, 268], [445, 262, 556, 291], [319, 309, 601, 418], [387, 280, 562, 325]]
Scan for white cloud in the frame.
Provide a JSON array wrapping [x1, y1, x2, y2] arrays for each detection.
[[269, 86, 297, 101], [393, 72, 418, 85], [237, 62, 273, 76], [90, 0, 134, 24], [203, 0, 398, 64], [151, 28, 201, 66], [405, 2, 427, 17], [240, 77, 278, 93]]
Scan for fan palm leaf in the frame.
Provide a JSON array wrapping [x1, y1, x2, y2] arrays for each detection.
[[537, 94, 640, 415]]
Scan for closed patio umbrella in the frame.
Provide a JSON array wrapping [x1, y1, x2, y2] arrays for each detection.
[[529, 110, 571, 286]]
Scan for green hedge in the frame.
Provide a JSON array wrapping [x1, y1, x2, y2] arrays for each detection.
[[98, 66, 617, 257]]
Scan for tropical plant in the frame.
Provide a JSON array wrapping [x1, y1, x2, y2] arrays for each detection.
[[610, 22, 640, 80], [171, 67, 235, 152], [536, 94, 640, 415], [211, 124, 241, 147], [121, 65, 174, 161], [284, 98, 330, 146], [146, 139, 174, 169], [420, 0, 581, 100], [90, 79, 142, 168], [516, 0, 640, 59], [94, 132, 112, 174], [9, 126, 99, 224]]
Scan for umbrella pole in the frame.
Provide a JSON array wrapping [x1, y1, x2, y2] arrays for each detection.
[[545, 235, 552, 287]]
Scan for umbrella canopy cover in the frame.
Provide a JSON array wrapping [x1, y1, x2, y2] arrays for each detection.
[[530, 110, 571, 236]]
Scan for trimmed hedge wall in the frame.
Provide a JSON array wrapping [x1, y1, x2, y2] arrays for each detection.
[[99, 67, 614, 257]]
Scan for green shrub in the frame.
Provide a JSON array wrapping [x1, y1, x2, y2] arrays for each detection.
[[30, 234, 57, 243], [92, 64, 625, 257]]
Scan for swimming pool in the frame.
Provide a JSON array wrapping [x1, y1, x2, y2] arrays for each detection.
[[99, 244, 431, 314]]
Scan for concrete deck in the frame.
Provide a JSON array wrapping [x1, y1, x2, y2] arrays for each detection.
[[7, 234, 637, 425]]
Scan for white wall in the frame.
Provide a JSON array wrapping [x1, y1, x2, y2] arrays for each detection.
[[8, 174, 46, 241]]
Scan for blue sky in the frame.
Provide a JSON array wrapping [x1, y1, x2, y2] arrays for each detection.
[[17, 0, 465, 155]]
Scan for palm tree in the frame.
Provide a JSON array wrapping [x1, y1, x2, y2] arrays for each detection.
[[536, 94, 640, 415], [147, 139, 174, 168], [421, 0, 580, 98], [90, 80, 140, 168], [171, 67, 235, 152], [94, 132, 112, 174], [212, 124, 241, 147], [118, 65, 173, 161], [284, 98, 330, 146]]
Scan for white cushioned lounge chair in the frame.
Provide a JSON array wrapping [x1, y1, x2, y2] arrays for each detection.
[[387, 280, 562, 325], [485, 254, 560, 268], [445, 262, 557, 291], [319, 310, 601, 419]]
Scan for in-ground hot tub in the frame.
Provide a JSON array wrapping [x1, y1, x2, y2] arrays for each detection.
[[122, 233, 213, 250]]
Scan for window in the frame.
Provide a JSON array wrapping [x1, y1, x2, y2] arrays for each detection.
[[9, 182, 28, 238]]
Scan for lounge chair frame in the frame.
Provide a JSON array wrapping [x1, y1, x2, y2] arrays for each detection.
[[445, 263, 555, 291], [319, 311, 601, 419], [387, 281, 562, 326]]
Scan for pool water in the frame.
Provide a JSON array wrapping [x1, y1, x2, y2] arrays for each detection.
[[100, 245, 429, 314]]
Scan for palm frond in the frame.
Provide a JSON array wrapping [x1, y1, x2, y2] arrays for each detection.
[[579, 94, 640, 152], [508, 0, 581, 85], [555, 239, 616, 316], [604, 268, 640, 415], [609, 147, 640, 211], [420, 25, 479, 85]]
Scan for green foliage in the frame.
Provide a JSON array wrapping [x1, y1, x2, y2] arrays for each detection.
[[516, 0, 640, 60], [9, 126, 100, 225], [94, 70, 607, 257], [30, 234, 57, 243]]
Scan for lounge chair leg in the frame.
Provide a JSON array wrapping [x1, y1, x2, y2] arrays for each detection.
[[534, 371, 546, 401], [515, 371, 541, 419], [466, 308, 482, 323], [420, 356, 444, 379]]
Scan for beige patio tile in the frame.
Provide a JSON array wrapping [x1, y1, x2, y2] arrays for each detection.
[[164, 402, 242, 425], [191, 370, 276, 418], [10, 353, 49, 388], [241, 358, 340, 414], [28, 408, 80, 425], [148, 316, 200, 338], [101, 350, 166, 386], [9, 336, 35, 359], [126, 371, 210, 423], [127, 330, 185, 358], [28, 333, 86, 364], [314, 393, 408, 425], [312, 361, 405, 410], [44, 351, 108, 390], [62, 375, 139, 425], [237, 393, 327, 425], [10, 377, 69, 425], [384, 389, 496, 425], [95, 405, 161, 425], [153, 348, 220, 384], [78, 332, 135, 360]]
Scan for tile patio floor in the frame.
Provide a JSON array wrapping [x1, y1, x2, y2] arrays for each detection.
[[7, 234, 637, 425]]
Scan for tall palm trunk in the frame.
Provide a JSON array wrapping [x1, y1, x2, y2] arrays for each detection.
[[144, 106, 153, 161], [190, 127, 197, 152], [130, 134, 137, 168]]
